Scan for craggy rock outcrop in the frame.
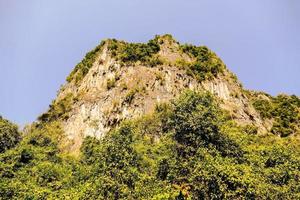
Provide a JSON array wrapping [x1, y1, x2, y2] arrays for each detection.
[[47, 36, 268, 152]]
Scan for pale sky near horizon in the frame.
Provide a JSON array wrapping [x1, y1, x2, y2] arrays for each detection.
[[0, 0, 299, 125]]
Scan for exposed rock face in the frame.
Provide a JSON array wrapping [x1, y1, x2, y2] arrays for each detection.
[[50, 36, 268, 152], [203, 79, 230, 100]]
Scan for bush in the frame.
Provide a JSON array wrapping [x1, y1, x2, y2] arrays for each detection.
[[107, 37, 160, 65], [106, 77, 116, 90], [243, 124, 258, 135], [252, 94, 300, 137], [124, 89, 137, 104], [157, 159, 170, 180], [0, 116, 20, 153], [19, 149, 33, 164], [180, 45, 225, 81], [252, 99, 273, 119], [148, 56, 163, 67], [35, 162, 62, 186]]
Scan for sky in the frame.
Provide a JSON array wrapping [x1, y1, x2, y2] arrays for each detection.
[[0, 0, 299, 125]]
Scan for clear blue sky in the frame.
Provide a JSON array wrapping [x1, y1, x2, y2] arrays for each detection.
[[0, 0, 299, 125]]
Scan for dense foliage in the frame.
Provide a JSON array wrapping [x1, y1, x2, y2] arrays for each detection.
[[180, 45, 225, 81], [0, 122, 72, 199], [0, 116, 20, 153], [252, 94, 300, 137], [107, 37, 161, 66], [1, 91, 300, 199]]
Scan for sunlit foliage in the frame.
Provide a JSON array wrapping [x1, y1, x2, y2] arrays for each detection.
[[1, 91, 300, 199]]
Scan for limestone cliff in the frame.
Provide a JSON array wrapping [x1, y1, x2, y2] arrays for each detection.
[[38, 35, 269, 153]]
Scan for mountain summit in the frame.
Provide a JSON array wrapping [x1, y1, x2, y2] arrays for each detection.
[[1, 35, 300, 199], [38, 35, 275, 153]]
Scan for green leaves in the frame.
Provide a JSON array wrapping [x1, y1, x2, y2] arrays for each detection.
[[1, 90, 300, 199], [252, 94, 300, 137], [0, 116, 20, 153], [107, 37, 161, 66], [170, 90, 242, 158], [180, 45, 225, 81]]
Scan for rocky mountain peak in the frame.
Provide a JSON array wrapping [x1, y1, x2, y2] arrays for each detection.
[[37, 35, 269, 153]]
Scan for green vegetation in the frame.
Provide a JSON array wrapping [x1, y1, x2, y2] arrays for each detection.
[[0, 116, 20, 153], [124, 88, 138, 104], [271, 95, 300, 137], [38, 93, 76, 123], [123, 85, 147, 105], [155, 71, 165, 85], [66, 41, 105, 84], [252, 98, 273, 119], [107, 37, 161, 66], [252, 94, 300, 137], [106, 77, 116, 90], [180, 45, 225, 81], [1, 91, 300, 199], [0, 121, 73, 199]]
